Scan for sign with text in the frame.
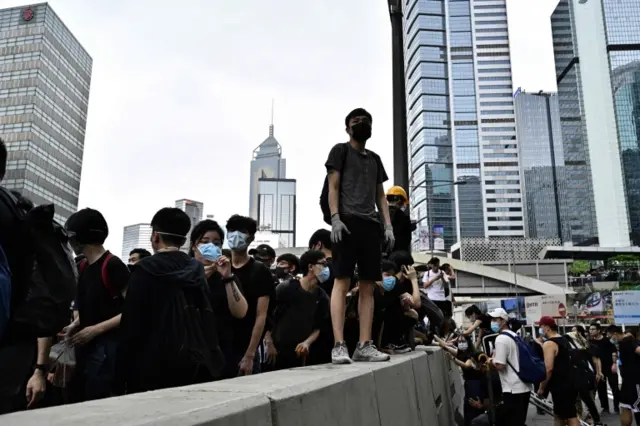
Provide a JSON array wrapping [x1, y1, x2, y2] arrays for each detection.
[[612, 290, 640, 325], [525, 294, 567, 324]]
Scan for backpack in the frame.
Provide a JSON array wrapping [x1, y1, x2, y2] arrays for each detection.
[[78, 253, 120, 299], [162, 283, 223, 380], [499, 331, 546, 384], [0, 243, 11, 339], [0, 188, 77, 339], [320, 143, 349, 224], [565, 335, 595, 390]]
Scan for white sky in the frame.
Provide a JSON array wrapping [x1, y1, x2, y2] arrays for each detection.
[[3, 0, 561, 253]]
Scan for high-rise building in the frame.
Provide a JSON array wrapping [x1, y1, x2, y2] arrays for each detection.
[[121, 223, 153, 261], [0, 3, 92, 225], [249, 116, 296, 248], [403, 0, 523, 249], [175, 199, 203, 252], [551, 0, 632, 247], [514, 90, 566, 240]]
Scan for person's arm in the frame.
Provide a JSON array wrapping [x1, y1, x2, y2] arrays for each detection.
[[463, 319, 483, 336], [434, 335, 458, 356], [239, 296, 269, 375], [423, 272, 442, 289], [403, 266, 421, 308], [538, 341, 557, 394], [25, 337, 52, 408], [490, 335, 508, 372], [225, 276, 248, 319], [297, 329, 321, 355], [376, 183, 392, 227]]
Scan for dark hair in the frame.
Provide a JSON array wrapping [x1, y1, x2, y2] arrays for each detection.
[[345, 108, 372, 127], [299, 250, 325, 276], [441, 263, 452, 273], [590, 322, 601, 331], [388, 251, 414, 271], [151, 207, 191, 247], [129, 248, 151, 259], [222, 248, 232, 259], [574, 325, 586, 338], [0, 137, 6, 181], [226, 214, 257, 235], [381, 259, 397, 274], [189, 219, 225, 255], [606, 324, 622, 334], [428, 257, 440, 267], [277, 253, 300, 273], [65, 208, 109, 245], [308, 229, 332, 250], [465, 305, 482, 318]]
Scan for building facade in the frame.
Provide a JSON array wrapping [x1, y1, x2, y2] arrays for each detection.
[[0, 4, 92, 225], [175, 199, 204, 252], [404, 0, 524, 250], [121, 223, 153, 261], [514, 90, 567, 240], [551, 0, 632, 247], [249, 123, 286, 220], [257, 177, 296, 247]]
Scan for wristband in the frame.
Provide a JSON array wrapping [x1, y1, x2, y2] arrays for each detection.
[[35, 364, 48, 374], [221, 275, 236, 284]]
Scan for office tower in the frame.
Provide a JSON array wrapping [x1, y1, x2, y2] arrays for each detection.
[[551, 0, 633, 247], [121, 223, 153, 261], [0, 4, 92, 225], [249, 113, 296, 247], [404, 0, 523, 249], [514, 90, 566, 240], [175, 199, 204, 252]]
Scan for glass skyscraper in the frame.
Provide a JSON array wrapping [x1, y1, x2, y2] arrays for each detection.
[[121, 223, 153, 261], [404, 0, 523, 250], [175, 199, 204, 252], [551, 0, 632, 247], [0, 4, 92, 225]]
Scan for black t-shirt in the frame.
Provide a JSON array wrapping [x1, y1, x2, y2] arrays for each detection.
[[207, 273, 232, 348], [75, 251, 129, 333], [272, 279, 329, 349], [318, 257, 335, 296], [232, 258, 275, 354], [456, 350, 484, 381], [590, 336, 617, 368], [374, 277, 413, 316], [548, 336, 572, 391], [619, 335, 640, 384], [477, 314, 492, 332]]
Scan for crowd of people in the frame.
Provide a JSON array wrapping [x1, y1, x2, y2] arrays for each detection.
[[434, 304, 640, 426]]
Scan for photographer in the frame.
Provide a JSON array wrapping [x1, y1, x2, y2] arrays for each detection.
[[422, 257, 452, 336]]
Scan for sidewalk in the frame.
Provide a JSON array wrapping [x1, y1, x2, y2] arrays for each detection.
[[526, 404, 619, 425]]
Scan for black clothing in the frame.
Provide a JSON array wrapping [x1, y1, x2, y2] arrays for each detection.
[[590, 336, 617, 370], [206, 273, 233, 356], [325, 142, 388, 223], [477, 314, 492, 333], [117, 251, 224, 393], [372, 278, 413, 346], [457, 351, 484, 382], [547, 336, 577, 419], [498, 392, 530, 426], [389, 206, 412, 253], [332, 215, 383, 281], [619, 335, 640, 384], [75, 251, 129, 335], [591, 336, 620, 411], [434, 300, 452, 318]]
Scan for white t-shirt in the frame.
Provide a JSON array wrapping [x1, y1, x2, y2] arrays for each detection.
[[422, 270, 450, 301], [493, 330, 531, 394]]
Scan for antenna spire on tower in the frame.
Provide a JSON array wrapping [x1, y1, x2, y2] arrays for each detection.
[[269, 98, 274, 137]]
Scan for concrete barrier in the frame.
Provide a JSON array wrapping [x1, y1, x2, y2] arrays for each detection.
[[2, 347, 463, 426]]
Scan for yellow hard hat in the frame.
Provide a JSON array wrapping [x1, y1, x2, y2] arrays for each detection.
[[386, 186, 408, 203]]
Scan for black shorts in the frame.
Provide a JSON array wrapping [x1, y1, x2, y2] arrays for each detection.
[[433, 300, 452, 317], [332, 215, 382, 282], [619, 382, 640, 413], [550, 388, 578, 420]]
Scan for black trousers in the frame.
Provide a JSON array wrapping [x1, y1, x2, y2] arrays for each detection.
[[596, 369, 619, 411], [498, 392, 530, 426], [578, 387, 600, 423]]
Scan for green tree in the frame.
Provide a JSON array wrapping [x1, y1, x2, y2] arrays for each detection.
[[569, 260, 590, 275]]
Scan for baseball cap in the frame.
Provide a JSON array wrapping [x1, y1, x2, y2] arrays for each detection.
[[65, 208, 109, 244], [538, 316, 556, 328], [249, 244, 276, 259], [488, 307, 509, 321]]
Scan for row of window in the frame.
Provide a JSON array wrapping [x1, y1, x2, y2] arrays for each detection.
[[0, 69, 38, 81], [486, 188, 521, 194], [483, 144, 517, 150], [478, 68, 511, 74], [38, 69, 89, 120], [42, 37, 91, 91], [0, 86, 37, 99], [39, 52, 90, 106], [31, 123, 83, 166], [35, 86, 86, 136], [480, 109, 514, 115], [0, 34, 43, 48], [481, 126, 516, 132], [6, 160, 79, 198], [487, 207, 522, 212], [0, 51, 41, 65], [5, 139, 81, 181], [485, 180, 520, 186], [486, 198, 522, 203], [3, 178, 77, 213], [479, 76, 510, 81], [488, 226, 524, 231], [44, 14, 92, 71], [0, 122, 32, 133], [0, 104, 34, 115], [484, 153, 518, 159]]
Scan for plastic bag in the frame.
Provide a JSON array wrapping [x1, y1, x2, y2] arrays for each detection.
[[48, 340, 76, 388]]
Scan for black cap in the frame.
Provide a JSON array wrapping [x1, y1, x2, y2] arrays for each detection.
[[65, 208, 109, 244], [249, 244, 276, 259]]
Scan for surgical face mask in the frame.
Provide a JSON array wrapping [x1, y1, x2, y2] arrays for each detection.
[[317, 266, 331, 283], [350, 122, 372, 142], [490, 322, 501, 333], [198, 243, 222, 262], [275, 266, 289, 279], [227, 231, 249, 251], [458, 342, 469, 351], [610, 338, 617, 346], [382, 276, 397, 291]]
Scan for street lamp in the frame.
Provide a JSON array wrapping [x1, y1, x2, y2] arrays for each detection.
[[387, 0, 409, 195]]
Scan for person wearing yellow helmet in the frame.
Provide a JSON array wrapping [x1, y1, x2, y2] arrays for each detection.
[[385, 186, 414, 253]]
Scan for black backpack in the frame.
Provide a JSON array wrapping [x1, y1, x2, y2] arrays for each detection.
[[162, 283, 224, 381], [565, 335, 595, 390], [320, 143, 349, 224], [0, 188, 77, 339]]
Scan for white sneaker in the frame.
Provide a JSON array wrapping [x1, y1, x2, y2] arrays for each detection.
[[353, 340, 391, 362], [331, 341, 353, 364]]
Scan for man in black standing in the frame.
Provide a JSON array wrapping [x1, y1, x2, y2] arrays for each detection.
[[589, 322, 620, 414], [325, 108, 394, 364]]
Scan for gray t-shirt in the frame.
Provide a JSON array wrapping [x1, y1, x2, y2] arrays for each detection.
[[324, 142, 388, 223]]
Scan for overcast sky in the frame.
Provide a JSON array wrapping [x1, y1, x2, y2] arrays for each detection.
[[5, 0, 561, 253]]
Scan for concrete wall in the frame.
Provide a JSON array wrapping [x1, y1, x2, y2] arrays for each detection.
[[2, 347, 463, 426]]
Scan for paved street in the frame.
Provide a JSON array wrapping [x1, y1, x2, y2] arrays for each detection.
[[526, 398, 619, 425]]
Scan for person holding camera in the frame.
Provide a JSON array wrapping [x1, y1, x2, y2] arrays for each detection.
[[422, 257, 452, 336]]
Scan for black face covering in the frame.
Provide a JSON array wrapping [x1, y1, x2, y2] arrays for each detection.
[[275, 267, 289, 279], [351, 122, 372, 142]]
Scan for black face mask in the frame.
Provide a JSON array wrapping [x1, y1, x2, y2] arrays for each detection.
[[351, 122, 372, 143], [275, 267, 289, 279]]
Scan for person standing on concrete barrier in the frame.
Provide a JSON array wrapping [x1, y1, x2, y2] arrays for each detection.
[[325, 108, 394, 364], [488, 308, 531, 426]]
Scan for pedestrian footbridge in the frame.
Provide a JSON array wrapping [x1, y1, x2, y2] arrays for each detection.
[[3, 347, 463, 426]]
